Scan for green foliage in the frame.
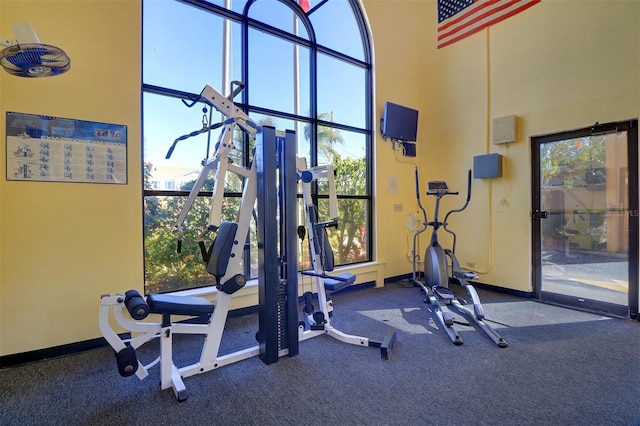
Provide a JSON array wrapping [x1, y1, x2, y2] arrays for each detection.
[[539, 134, 613, 251], [144, 115, 369, 293], [330, 155, 368, 263], [540, 135, 606, 188], [144, 196, 215, 293]]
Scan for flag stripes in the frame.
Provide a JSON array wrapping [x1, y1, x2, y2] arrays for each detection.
[[437, 0, 541, 49]]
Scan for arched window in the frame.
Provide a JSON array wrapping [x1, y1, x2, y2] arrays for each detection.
[[142, 0, 373, 293]]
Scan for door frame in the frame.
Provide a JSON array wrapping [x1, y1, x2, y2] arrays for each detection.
[[531, 119, 638, 319]]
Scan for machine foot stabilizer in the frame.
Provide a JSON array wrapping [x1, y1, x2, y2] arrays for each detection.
[[367, 328, 397, 360]]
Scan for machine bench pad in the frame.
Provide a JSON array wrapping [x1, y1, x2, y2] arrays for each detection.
[[323, 273, 356, 292], [147, 294, 214, 317]]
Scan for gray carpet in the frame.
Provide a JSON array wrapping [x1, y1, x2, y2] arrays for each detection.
[[1, 281, 639, 425]]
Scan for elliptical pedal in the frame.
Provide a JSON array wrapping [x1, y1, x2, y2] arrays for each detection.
[[433, 285, 454, 301]]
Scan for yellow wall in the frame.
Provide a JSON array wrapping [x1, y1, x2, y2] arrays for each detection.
[[0, 0, 638, 357], [364, 0, 432, 279], [369, 0, 639, 293], [1, 0, 143, 355], [0, 5, 3, 360]]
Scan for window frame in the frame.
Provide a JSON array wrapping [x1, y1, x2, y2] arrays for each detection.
[[142, 0, 374, 293]]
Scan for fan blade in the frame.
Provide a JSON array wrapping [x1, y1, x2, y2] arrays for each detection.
[[13, 22, 41, 44], [6, 47, 45, 68]]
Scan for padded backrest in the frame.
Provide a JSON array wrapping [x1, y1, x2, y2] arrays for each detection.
[[308, 204, 336, 273], [319, 228, 335, 272], [206, 221, 238, 281]]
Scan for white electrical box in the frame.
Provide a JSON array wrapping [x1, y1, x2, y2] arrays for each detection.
[[492, 115, 517, 145]]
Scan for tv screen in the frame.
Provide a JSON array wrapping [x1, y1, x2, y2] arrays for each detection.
[[382, 102, 419, 142]]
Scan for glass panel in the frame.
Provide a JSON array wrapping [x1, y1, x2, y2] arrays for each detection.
[[182, 0, 248, 14], [248, 112, 310, 163], [144, 92, 248, 190], [296, 197, 313, 271], [317, 53, 366, 128], [247, 112, 296, 133], [142, 0, 373, 293], [143, 92, 212, 172], [229, 0, 249, 14], [144, 194, 249, 293], [539, 132, 629, 306], [249, 112, 312, 198], [247, 217, 259, 280], [310, 0, 365, 60], [314, 127, 367, 196], [248, 28, 310, 116], [144, 195, 214, 293], [247, 0, 310, 39], [229, 21, 244, 92], [319, 198, 369, 264], [144, 1, 242, 94]]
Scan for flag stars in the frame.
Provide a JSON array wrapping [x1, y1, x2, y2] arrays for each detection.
[[438, 0, 474, 22]]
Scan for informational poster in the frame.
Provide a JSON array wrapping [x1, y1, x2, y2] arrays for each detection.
[[6, 112, 127, 184]]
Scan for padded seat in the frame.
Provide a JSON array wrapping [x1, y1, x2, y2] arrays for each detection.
[[147, 294, 214, 317], [323, 273, 356, 292]]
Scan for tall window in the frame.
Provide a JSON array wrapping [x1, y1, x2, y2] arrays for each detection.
[[143, 0, 373, 294]]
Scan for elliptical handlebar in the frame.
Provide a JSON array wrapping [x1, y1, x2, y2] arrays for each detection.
[[415, 167, 428, 226], [411, 167, 429, 283], [443, 169, 472, 253], [427, 189, 458, 196]]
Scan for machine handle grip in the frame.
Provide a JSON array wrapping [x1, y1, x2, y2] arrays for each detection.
[[301, 271, 350, 282], [426, 190, 458, 196], [199, 241, 210, 263], [166, 122, 226, 159], [177, 239, 182, 253], [315, 219, 338, 229], [165, 142, 177, 160]]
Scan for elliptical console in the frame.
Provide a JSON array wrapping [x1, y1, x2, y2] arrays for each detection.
[[426, 180, 450, 194]]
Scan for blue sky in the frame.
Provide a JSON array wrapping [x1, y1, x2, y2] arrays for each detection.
[[143, 0, 368, 170]]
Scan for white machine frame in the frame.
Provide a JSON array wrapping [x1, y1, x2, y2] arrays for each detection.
[[170, 82, 259, 268], [99, 86, 394, 401], [99, 83, 261, 401], [297, 159, 396, 358]]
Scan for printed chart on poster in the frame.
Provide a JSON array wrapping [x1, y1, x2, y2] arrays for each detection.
[[6, 112, 127, 184]]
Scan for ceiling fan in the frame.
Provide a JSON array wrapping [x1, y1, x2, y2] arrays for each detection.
[[0, 22, 70, 78]]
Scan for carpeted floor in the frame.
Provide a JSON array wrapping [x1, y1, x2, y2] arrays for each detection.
[[1, 281, 639, 426]]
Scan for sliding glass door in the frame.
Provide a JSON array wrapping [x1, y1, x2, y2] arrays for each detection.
[[532, 120, 638, 318]]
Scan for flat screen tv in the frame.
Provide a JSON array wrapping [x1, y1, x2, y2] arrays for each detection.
[[382, 102, 419, 142]]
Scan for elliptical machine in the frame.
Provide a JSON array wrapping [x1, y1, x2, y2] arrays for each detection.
[[411, 168, 507, 348]]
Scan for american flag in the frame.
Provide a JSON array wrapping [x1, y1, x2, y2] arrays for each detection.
[[437, 0, 541, 49], [297, 0, 310, 13]]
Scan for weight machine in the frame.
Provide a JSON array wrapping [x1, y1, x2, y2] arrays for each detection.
[[99, 85, 298, 401], [297, 160, 396, 359], [99, 83, 393, 401], [411, 168, 508, 348]]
